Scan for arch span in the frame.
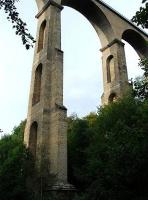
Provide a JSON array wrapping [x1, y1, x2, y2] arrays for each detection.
[[24, 0, 148, 188], [61, 0, 114, 46], [122, 29, 148, 58], [62, 6, 102, 115]]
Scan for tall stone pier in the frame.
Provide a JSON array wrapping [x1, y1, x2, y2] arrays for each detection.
[[24, 0, 148, 198], [24, 0, 74, 197]]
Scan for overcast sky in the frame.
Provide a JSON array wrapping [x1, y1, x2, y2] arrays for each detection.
[[0, 0, 146, 135]]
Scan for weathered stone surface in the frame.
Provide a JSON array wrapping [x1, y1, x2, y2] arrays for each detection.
[[24, 0, 148, 196]]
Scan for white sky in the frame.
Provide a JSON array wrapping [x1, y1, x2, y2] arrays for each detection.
[[0, 0, 146, 135]]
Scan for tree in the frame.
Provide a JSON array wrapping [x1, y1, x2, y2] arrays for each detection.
[[0, 0, 35, 49], [67, 116, 92, 189], [68, 96, 148, 200], [133, 58, 148, 101], [0, 121, 34, 200], [132, 0, 148, 29], [132, 0, 148, 101]]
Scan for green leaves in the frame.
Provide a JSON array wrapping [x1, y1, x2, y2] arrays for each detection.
[[142, 0, 147, 4], [132, 0, 148, 29], [133, 58, 148, 101], [0, 121, 34, 200], [0, 0, 35, 49], [68, 97, 148, 200], [0, 99, 148, 200]]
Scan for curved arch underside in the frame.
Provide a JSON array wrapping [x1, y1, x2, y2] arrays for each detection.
[[36, 0, 148, 56], [25, 0, 148, 185], [61, 0, 114, 46], [34, 0, 148, 105], [122, 29, 148, 58]]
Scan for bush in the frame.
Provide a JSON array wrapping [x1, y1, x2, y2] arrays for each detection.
[[68, 97, 148, 200]]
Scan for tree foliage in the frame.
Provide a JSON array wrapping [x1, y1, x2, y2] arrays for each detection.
[[1, 97, 148, 200], [133, 58, 148, 101], [68, 97, 148, 200], [0, 0, 35, 49], [132, 0, 148, 102], [132, 0, 148, 29], [0, 121, 34, 200]]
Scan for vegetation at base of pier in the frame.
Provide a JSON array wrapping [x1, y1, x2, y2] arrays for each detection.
[[0, 121, 34, 200], [68, 96, 148, 200], [0, 76, 148, 200]]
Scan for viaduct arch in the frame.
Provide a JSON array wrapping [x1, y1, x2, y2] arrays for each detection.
[[24, 0, 148, 192]]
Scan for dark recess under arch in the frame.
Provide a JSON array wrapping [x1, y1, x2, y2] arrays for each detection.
[[29, 122, 38, 158], [37, 20, 46, 53], [32, 64, 42, 106], [122, 29, 148, 58]]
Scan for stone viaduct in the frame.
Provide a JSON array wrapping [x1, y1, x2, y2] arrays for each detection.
[[24, 0, 148, 194]]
